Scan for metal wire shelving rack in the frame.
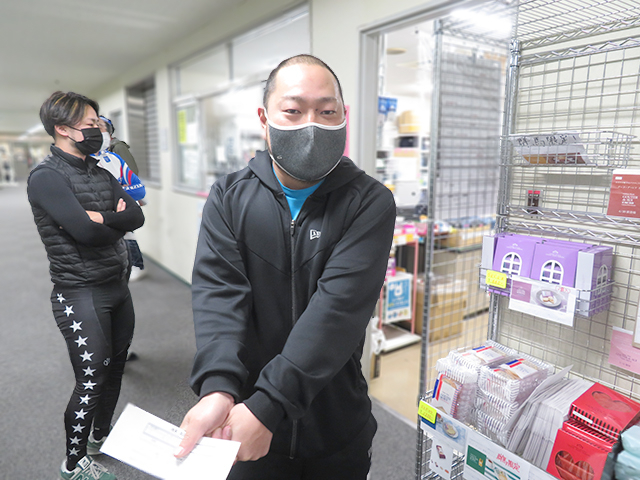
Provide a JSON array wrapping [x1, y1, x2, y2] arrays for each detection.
[[417, 0, 640, 478]]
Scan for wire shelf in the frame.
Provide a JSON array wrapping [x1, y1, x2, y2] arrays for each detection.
[[504, 217, 640, 248], [521, 36, 640, 65], [479, 266, 614, 318], [419, 430, 466, 480], [505, 206, 640, 231], [515, 0, 640, 49], [507, 130, 634, 167], [461, 1, 640, 478]]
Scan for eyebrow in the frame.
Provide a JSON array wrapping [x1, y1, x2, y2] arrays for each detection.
[[280, 95, 338, 104]]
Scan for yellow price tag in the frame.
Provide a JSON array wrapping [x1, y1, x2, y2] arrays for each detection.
[[486, 270, 507, 289], [418, 400, 437, 424]]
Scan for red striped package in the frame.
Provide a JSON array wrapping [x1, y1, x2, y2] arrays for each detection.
[[569, 383, 640, 442]]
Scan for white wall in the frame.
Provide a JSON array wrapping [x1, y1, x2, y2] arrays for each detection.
[[91, 0, 463, 282]]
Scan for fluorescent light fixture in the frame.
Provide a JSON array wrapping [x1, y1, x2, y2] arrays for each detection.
[[26, 124, 45, 135], [449, 8, 513, 38]]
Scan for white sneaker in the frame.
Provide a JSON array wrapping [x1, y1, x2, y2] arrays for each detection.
[[129, 266, 146, 281]]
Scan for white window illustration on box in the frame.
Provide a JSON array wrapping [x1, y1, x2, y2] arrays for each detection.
[[595, 265, 608, 293], [501, 253, 522, 275], [540, 260, 563, 285]]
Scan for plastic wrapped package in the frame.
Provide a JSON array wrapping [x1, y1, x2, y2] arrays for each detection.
[[621, 425, 640, 457], [478, 355, 554, 404], [615, 450, 640, 480], [477, 390, 520, 423], [448, 340, 517, 370], [431, 357, 478, 424], [476, 408, 511, 446]]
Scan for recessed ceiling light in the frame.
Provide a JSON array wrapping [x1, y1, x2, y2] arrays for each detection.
[[386, 47, 407, 55]]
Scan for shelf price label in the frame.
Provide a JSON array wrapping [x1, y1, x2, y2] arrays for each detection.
[[418, 400, 437, 425], [486, 270, 507, 289]]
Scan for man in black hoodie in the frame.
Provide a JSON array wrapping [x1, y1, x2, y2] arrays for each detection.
[[176, 55, 395, 480]]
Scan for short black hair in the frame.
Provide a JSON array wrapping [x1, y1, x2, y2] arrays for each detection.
[[40, 91, 100, 138], [263, 54, 344, 110]]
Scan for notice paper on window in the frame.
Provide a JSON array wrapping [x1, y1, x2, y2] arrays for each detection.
[[100, 403, 240, 480]]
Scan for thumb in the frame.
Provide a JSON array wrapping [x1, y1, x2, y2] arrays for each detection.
[[222, 425, 232, 440], [175, 422, 202, 458]]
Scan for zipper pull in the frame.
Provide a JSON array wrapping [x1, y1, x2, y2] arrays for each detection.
[[290, 219, 295, 236]]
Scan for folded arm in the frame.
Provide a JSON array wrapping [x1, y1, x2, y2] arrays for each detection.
[[28, 168, 131, 247]]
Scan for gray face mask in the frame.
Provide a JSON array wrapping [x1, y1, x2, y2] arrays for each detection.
[[266, 114, 347, 182]]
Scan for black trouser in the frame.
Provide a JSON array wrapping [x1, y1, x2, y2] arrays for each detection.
[[228, 414, 376, 480], [50, 280, 134, 465]]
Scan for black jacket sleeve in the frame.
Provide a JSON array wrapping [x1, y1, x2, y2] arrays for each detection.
[[190, 185, 252, 402], [243, 187, 396, 431], [101, 175, 145, 231], [28, 168, 141, 247]]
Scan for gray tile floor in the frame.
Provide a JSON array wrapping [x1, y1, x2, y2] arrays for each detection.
[[0, 183, 416, 479]]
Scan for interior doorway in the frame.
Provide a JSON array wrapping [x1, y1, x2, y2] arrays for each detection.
[[364, 1, 513, 423]]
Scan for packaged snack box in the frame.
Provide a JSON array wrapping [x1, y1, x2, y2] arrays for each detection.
[[570, 383, 640, 442]]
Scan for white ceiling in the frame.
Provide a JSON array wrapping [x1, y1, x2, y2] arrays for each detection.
[[0, 0, 240, 134]]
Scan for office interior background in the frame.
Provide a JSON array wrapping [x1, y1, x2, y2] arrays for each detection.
[[5, 1, 640, 479]]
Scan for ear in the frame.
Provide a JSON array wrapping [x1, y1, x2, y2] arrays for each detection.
[[54, 124, 71, 140], [258, 107, 268, 140]]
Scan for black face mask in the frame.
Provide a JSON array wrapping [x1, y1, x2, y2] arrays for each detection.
[[68, 127, 103, 155]]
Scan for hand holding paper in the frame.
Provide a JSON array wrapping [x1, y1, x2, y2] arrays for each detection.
[[175, 392, 235, 458], [220, 403, 273, 462], [101, 404, 240, 480]]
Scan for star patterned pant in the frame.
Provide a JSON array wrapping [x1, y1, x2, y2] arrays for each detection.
[[50, 280, 135, 465]]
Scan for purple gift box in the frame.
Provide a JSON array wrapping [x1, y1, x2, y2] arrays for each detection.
[[530, 242, 591, 287], [575, 245, 614, 316], [489, 234, 544, 295]]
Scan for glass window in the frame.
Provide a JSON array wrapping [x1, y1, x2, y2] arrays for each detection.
[[176, 104, 201, 188], [201, 85, 264, 186], [232, 10, 310, 80], [172, 5, 309, 192], [175, 45, 229, 97]]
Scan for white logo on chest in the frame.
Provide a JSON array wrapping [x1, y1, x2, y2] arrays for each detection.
[[310, 229, 321, 240]]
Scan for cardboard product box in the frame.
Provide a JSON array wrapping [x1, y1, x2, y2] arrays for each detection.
[[574, 246, 614, 316], [480, 233, 512, 282], [397, 110, 421, 134], [492, 234, 542, 277], [542, 239, 593, 250], [569, 383, 640, 442], [481, 234, 502, 270], [437, 224, 492, 249], [490, 234, 543, 295], [547, 427, 613, 480], [421, 277, 467, 342], [530, 242, 588, 288]]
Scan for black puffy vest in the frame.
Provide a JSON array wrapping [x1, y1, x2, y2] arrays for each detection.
[[29, 150, 129, 286]]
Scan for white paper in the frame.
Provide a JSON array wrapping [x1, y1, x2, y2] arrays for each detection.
[[101, 404, 240, 480], [508, 276, 577, 326]]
